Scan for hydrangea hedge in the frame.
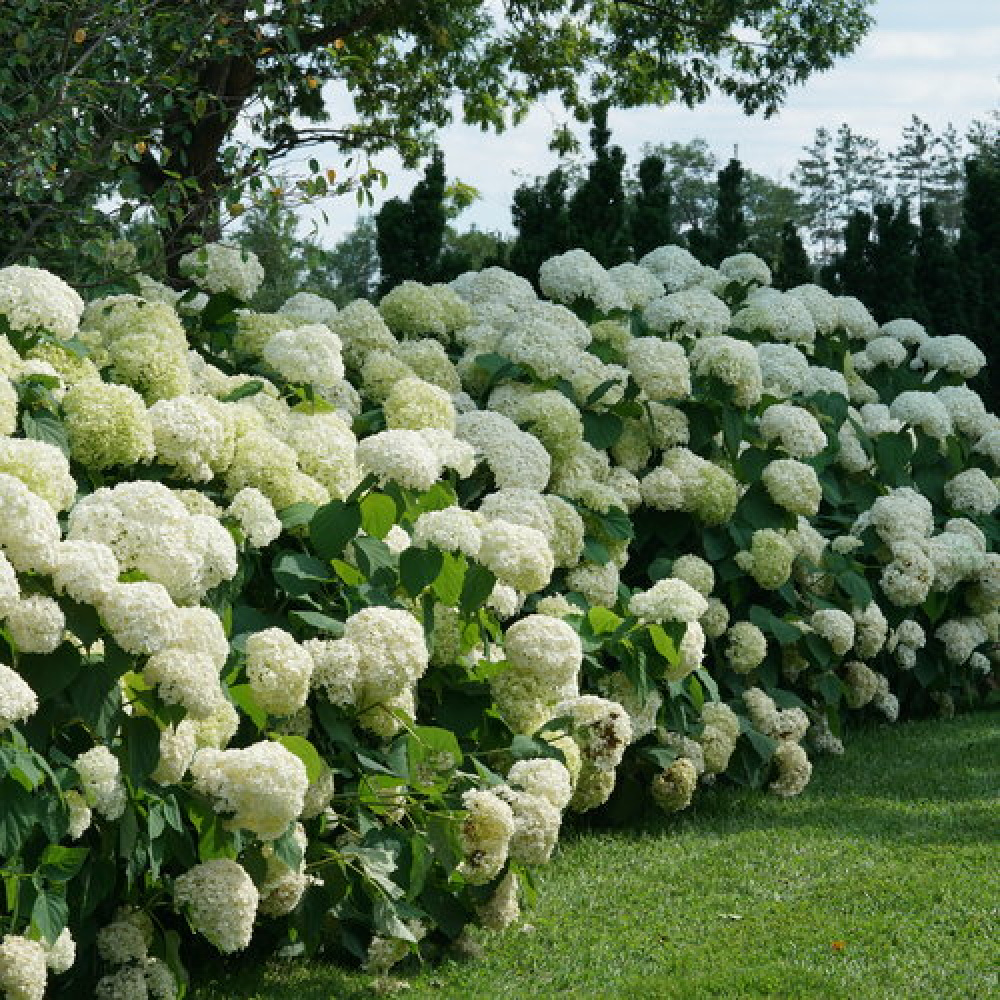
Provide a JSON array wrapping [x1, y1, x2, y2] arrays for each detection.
[[0, 241, 996, 998]]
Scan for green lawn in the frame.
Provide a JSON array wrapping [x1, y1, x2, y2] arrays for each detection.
[[195, 711, 1000, 999]]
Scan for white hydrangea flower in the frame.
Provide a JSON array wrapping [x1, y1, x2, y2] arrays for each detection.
[[174, 860, 259, 952], [4, 596, 65, 654], [638, 245, 704, 291], [226, 488, 281, 548], [343, 607, 429, 708], [0, 438, 76, 512], [608, 261, 665, 308], [944, 468, 998, 516], [279, 291, 338, 325], [384, 375, 455, 431], [356, 428, 442, 491], [642, 287, 731, 338], [0, 662, 38, 731], [477, 520, 554, 593], [725, 622, 768, 673], [144, 648, 226, 719], [261, 323, 344, 388], [811, 609, 855, 656], [539, 248, 627, 313], [689, 335, 763, 407], [51, 540, 120, 606], [0, 934, 48, 1000], [835, 296, 879, 341], [770, 741, 812, 797], [191, 742, 308, 839], [628, 578, 707, 623], [758, 403, 827, 458], [305, 637, 359, 708], [149, 395, 233, 482], [786, 284, 838, 335], [456, 409, 551, 492], [42, 928, 75, 976], [245, 628, 314, 717], [625, 337, 691, 401], [917, 335, 986, 378], [761, 459, 822, 517], [0, 265, 84, 340], [889, 391, 953, 441], [75, 745, 126, 820], [733, 289, 816, 347], [458, 788, 515, 884], [179, 243, 264, 301], [720, 252, 771, 286], [881, 317, 929, 347], [0, 472, 61, 575]]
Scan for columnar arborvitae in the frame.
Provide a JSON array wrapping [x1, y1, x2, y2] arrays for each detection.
[[956, 156, 1000, 395], [375, 150, 448, 293], [568, 101, 631, 265], [823, 208, 874, 299], [914, 204, 967, 336], [631, 154, 675, 258], [713, 157, 748, 263], [509, 167, 572, 282], [773, 221, 813, 290], [867, 201, 919, 323]]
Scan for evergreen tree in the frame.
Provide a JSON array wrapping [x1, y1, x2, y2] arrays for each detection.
[[509, 167, 572, 281], [823, 208, 873, 299], [927, 123, 965, 240], [833, 123, 887, 221], [685, 223, 715, 264], [867, 201, 919, 323], [631, 155, 674, 258], [375, 150, 448, 292], [713, 157, 748, 262], [643, 139, 717, 232], [568, 102, 631, 265], [795, 126, 839, 263], [915, 204, 967, 336], [773, 222, 813, 289], [893, 115, 937, 214], [956, 155, 1000, 395]]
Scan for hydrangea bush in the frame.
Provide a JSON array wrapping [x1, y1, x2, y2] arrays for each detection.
[[0, 239, 995, 997]]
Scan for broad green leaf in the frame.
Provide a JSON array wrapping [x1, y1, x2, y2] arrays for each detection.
[[582, 410, 623, 449], [460, 563, 496, 615], [120, 714, 162, 786], [360, 492, 397, 539], [274, 735, 325, 783], [31, 889, 69, 944], [399, 547, 444, 597], [272, 550, 331, 596], [309, 500, 361, 562]]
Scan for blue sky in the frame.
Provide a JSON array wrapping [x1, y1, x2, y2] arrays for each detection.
[[290, 0, 1000, 242]]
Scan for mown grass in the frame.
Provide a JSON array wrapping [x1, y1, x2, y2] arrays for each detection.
[[195, 711, 999, 999]]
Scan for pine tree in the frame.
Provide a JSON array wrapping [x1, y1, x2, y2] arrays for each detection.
[[631, 154, 674, 258], [375, 150, 448, 293], [927, 123, 965, 240], [833, 124, 887, 221], [568, 101, 631, 265], [795, 126, 839, 264], [509, 167, 572, 282], [773, 222, 813, 289], [867, 201, 919, 323], [915, 204, 967, 336], [713, 157, 748, 262], [893, 115, 937, 214]]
